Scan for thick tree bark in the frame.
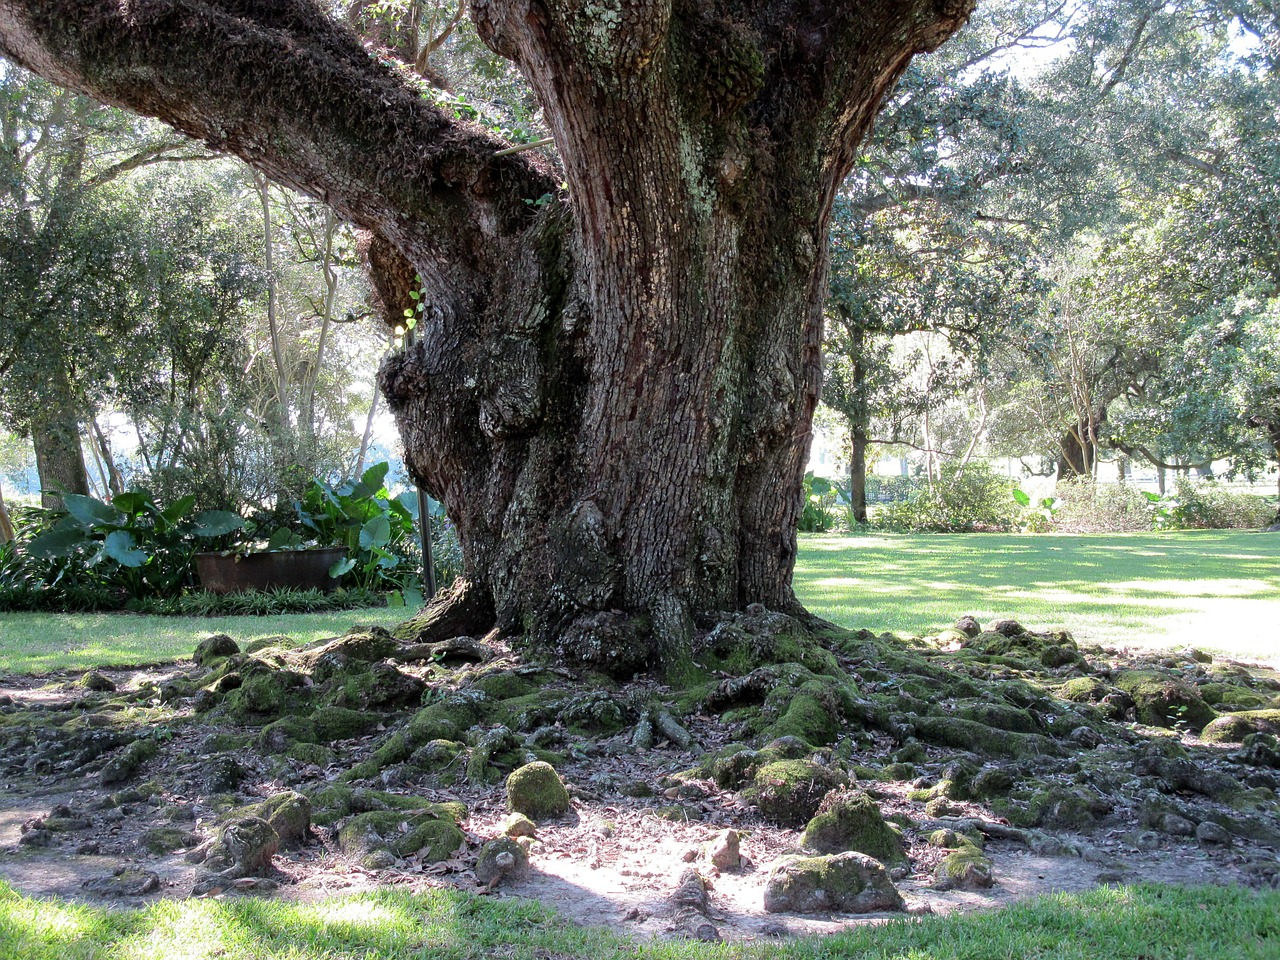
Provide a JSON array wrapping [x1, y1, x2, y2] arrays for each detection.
[[0, 0, 973, 670]]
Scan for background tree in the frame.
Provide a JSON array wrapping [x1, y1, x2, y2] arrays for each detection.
[[0, 71, 212, 506]]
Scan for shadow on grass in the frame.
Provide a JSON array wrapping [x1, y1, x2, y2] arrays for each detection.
[[3, 882, 1278, 959], [793, 530, 1280, 652]]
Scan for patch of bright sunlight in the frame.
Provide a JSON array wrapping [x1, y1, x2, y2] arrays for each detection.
[[5, 900, 90, 941], [813, 577, 900, 592], [123, 902, 245, 960], [1094, 578, 1274, 598], [307, 898, 401, 929]]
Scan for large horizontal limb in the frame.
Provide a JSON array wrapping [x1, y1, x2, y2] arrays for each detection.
[[0, 0, 559, 264]]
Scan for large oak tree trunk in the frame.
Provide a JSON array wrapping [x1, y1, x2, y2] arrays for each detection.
[[0, 0, 973, 670]]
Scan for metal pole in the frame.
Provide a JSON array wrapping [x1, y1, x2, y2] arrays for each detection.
[[417, 487, 437, 600]]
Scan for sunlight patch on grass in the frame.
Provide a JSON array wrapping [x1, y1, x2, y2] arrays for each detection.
[[795, 530, 1280, 663], [0, 608, 406, 674], [1, 882, 1278, 960]]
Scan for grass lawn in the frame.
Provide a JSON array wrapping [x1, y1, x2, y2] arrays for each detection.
[[3, 529, 1278, 675], [793, 529, 1280, 664], [2, 881, 1277, 960], [0, 607, 405, 675]]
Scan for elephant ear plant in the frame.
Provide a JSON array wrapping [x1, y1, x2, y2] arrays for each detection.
[[294, 462, 425, 606], [26, 491, 243, 601]]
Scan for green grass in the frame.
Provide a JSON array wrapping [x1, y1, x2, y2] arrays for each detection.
[[794, 530, 1280, 661], [4, 530, 1279, 675], [0, 607, 404, 675], [1, 881, 1275, 959]]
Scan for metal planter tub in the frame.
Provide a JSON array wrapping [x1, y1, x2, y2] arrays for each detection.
[[194, 547, 347, 594]]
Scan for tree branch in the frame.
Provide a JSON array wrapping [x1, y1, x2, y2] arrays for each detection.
[[0, 0, 558, 271]]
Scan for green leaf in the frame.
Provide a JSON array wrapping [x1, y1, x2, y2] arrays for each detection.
[[111, 491, 150, 516], [1012, 489, 1031, 507], [63, 494, 120, 529], [351, 462, 391, 500], [161, 495, 198, 525], [102, 531, 148, 567], [394, 491, 420, 520], [266, 528, 299, 551], [359, 516, 391, 551], [194, 510, 245, 537], [27, 526, 86, 558], [328, 557, 357, 578], [809, 477, 834, 497]]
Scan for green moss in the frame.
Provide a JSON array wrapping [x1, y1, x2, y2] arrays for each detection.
[[1199, 683, 1268, 709], [745, 759, 846, 827], [764, 691, 841, 746], [233, 791, 311, 848], [222, 664, 308, 720], [469, 671, 538, 702], [1113, 670, 1216, 731], [337, 810, 464, 867], [258, 715, 318, 750], [506, 761, 570, 820], [1020, 785, 1108, 830], [308, 785, 464, 828], [138, 827, 194, 855], [954, 700, 1038, 733], [877, 762, 916, 782], [933, 836, 993, 890], [912, 715, 1061, 759], [312, 706, 378, 741], [1202, 714, 1259, 744], [406, 694, 490, 744], [650, 804, 703, 822], [1058, 677, 1110, 703], [100, 737, 159, 785], [801, 790, 905, 862]]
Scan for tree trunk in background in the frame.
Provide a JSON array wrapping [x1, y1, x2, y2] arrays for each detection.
[[0, 0, 974, 672], [30, 367, 89, 509], [0, 484, 15, 543]]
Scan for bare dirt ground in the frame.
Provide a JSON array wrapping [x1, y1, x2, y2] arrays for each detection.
[[1, 630, 1278, 944]]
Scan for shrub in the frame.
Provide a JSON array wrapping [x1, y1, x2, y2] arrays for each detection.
[[1049, 479, 1152, 533], [1160, 478, 1275, 530], [798, 472, 840, 533], [873, 462, 1016, 533]]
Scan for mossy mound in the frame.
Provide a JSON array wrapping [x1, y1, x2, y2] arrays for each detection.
[[1022, 785, 1111, 831], [506, 761, 570, 820], [911, 715, 1061, 759], [763, 852, 904, 914], [232, 791, 311, 848], [193, 634, 240, 666], [138, 826, 197, 855], [1113, 671, 1216, 731], [1058, 676, 1111, 703], [100, 737, 158, 785], [932, 834, 993, 890], [744, 759, 846, 827], [306, 784, 467, 828], [801, 789, 905, 862], [963, 629, 1082, 668], [1201, 710, 1280, 744], [219, 659, 310, 721], [337, 809, 464, 868]]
